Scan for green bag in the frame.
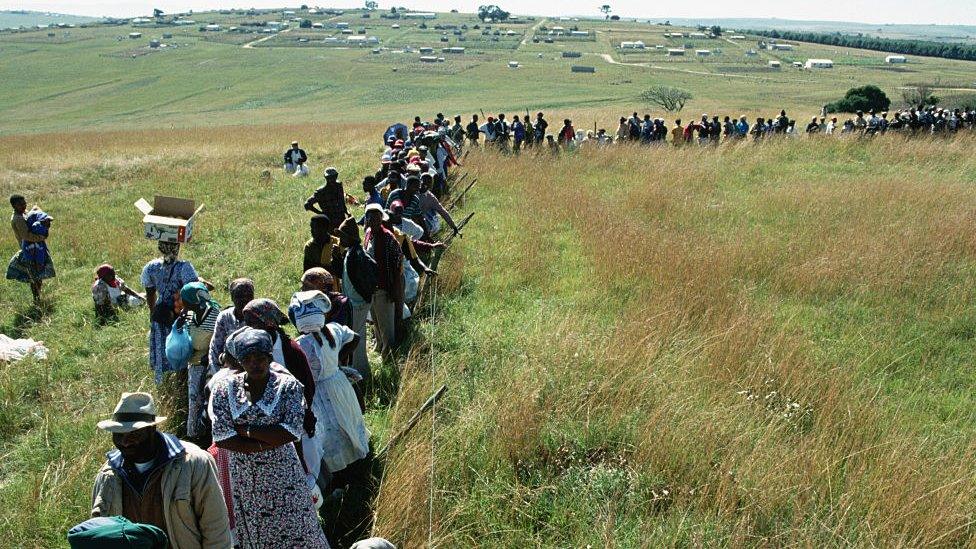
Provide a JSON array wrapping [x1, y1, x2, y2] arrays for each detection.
[[67, 516, 167, 549]]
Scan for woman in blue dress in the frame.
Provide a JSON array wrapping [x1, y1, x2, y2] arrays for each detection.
[[141, 241, 205, 383]]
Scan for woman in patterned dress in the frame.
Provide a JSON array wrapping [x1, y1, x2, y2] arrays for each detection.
[[141, 241, 203, 383], [209, 327, 330, 549]]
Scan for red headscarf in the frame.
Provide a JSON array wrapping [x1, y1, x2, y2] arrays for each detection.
[[95, 264, 119, 288]]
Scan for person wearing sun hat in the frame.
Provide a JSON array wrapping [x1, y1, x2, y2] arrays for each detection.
[[90, 392, 230, 549], [363, 203, 403, 353]]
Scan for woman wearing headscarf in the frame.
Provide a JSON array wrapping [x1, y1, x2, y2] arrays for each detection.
[[180, 281, 221, 442], [301, 268, 352, 329], [207, 278, 254, 373], [209, 328, 330, 549], [91, 264, 144, 322], [141, 241, 205, 383], [289, 292, 370, 480], [242, 299, 317, 442]]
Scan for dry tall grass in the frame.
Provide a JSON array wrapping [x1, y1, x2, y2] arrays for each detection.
[[2, 125, 976, 547], [375, 135, 976, 547]]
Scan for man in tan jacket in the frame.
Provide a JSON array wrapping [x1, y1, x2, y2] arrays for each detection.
[[90, 392, 231, 549]]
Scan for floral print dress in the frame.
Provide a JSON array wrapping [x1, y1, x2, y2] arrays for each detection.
[[209, 369, 329, 549]]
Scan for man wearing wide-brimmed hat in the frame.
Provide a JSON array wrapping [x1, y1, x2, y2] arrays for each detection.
[[90, 392, 230, 549]]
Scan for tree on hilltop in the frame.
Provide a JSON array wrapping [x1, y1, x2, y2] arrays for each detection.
[[478, 5, 510, 22], [827, 85, 891, 113], [600, 5, 612, 20], [640, 86, 692, 112], [365, 1, 378, 10]]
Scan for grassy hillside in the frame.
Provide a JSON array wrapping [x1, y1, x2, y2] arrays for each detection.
[[2, 125, 976, 546], [2, 8, 976, 135], [376, 136, 976, 546]]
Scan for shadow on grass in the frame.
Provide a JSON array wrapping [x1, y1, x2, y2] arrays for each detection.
[[3, 300, 54, 339]]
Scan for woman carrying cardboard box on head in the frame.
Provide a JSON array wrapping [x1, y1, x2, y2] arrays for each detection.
[[136, 196, 211, 383]]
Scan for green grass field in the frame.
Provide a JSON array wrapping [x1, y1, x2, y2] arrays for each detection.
[[3, 6, 976, 548]]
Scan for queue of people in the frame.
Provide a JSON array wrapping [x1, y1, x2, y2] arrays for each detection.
[[12, 113, 474, 548], [457, 105, 976, 152]]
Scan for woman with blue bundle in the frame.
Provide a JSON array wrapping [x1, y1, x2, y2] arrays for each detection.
[[6, 194, 55, 302]]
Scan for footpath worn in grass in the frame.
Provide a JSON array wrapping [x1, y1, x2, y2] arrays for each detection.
[[2, 128, 976, 547]]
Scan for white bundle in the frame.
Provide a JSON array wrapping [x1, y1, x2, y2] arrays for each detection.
[[0, 334, 49, 362]]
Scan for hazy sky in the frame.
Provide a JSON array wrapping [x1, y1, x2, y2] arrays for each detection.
[[4, 0, 975, 25]]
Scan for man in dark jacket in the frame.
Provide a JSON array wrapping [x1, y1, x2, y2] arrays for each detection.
[[303, 214, 341, 276], [466, 114, 480, 147], [363, 204, 403, 354], [284, 140, 308, 176], [304, 167, 350, 231], [337, 217, 376, 378]]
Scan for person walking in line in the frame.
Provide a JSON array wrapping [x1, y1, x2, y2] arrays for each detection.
[[305, 167, 350, 232], [142, 242, 206, 383], [337, 217, 375, 380], [363, 204, 403, 353], [209, 328, 330, 549], [90, 392, 231, 549]]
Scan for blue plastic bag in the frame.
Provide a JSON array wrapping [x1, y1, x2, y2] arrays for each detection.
[[164, 318, 192, 372]]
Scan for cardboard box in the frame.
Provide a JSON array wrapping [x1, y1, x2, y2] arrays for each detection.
[[135, 196, 204, 243]]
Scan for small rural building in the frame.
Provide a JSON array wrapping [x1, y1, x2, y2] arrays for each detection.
[[689, 32, 708, 38], [149, 39, 161, 48], [770, 43, 793, 51], [419, 46, 434, 54], [570, 30, 589, 37], [804, 58, 833, 69], [696, 49, 711, 56], [403, 12, 437, 19], [312, 22, 324, 28], [283, 10, 296, 15], [336, 22, 349, 28], [667, 48, 686, 56], [508, 60, 519, 68], [730, 34, 746, 39], [571, 65, 595, 73], [551, 26, 565, 33], [341, 29, 353, 34], [204, 24, 221, 31], [792, 61, 803, 68], [347, 35, 367, 44], [128, 32, 142, 39], [505, 29, 517, 36], [620, 41, 645, 49], [562, 51, 582, 58], [162, 33, 173, 39], [670, 32, 684, 38], [745, 49, 758, 57], [391, 24, 400, 29], [442, 46, 465, 54], [420, 55, 439, 63], [885, 55, 907, 63], [768, 60, 781, 68]]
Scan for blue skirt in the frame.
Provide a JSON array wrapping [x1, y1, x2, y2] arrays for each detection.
[[6, 251, 55, 284]]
